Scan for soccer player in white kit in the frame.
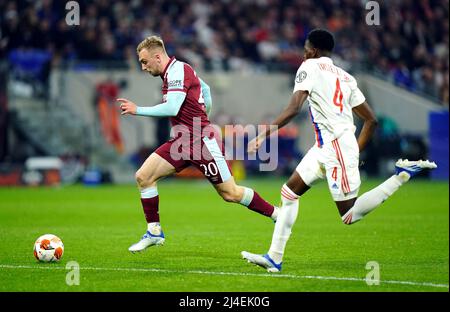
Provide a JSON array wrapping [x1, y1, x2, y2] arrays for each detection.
[[241, 29, 437, 272]]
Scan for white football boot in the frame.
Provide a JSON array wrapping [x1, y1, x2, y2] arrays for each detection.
[[128, 229, 165, 253], [395, 159, 437, 180], [241, 251, 282, 273]]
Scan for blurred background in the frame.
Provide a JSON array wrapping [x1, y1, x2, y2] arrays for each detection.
[[0, 0, 448, 187]]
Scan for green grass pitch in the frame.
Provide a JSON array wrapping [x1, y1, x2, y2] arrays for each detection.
[[0, 178, 448, 292]]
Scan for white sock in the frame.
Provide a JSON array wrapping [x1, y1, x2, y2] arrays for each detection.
[[239, 187, 254, 206], [342, 174, 407, 224], [268, 184, 299, 264], [147, 222, 161, 234], [141, 186, 158, 199]]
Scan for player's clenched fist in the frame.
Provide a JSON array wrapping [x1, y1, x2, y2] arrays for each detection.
[[117, 98, 137, 115]]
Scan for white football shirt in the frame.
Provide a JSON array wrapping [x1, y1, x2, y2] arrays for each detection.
[[293, 56, 366, 147]]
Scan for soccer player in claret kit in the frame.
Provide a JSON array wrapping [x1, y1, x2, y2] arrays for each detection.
[[118, 36, 279, 252], [241, 29, 437, 272]]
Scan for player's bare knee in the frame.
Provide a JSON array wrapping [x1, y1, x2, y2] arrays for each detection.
[[135, 170, 145, 185], [135, 170, 155, 188], [220, 192, 234, 203], [219, 190, 240, 203]]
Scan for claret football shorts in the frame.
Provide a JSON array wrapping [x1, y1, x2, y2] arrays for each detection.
[[155, 134, 232, 185]]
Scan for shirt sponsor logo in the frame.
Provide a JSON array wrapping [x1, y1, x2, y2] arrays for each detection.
[[168, 79, 183, 88]]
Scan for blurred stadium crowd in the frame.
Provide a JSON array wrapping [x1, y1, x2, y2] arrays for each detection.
[[0, 0, 448, 105]]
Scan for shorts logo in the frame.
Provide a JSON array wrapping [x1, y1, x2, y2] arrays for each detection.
[[296, 71, 307, 83], [332, 183, 339, 190]]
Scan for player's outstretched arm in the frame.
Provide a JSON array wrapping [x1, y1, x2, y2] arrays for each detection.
[[117, 92, 186, 117], [271, 90, 309, 130], [352, 101, 378, 152], [248, 90, 308, 153]]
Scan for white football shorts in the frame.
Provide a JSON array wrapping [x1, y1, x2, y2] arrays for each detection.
[[296, 130, 361, 201]]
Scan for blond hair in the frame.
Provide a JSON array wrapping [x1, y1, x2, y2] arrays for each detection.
[[136, 36, 167, 54]]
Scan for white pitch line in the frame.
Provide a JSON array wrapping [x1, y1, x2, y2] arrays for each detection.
[[0, 264, 448, 289]]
